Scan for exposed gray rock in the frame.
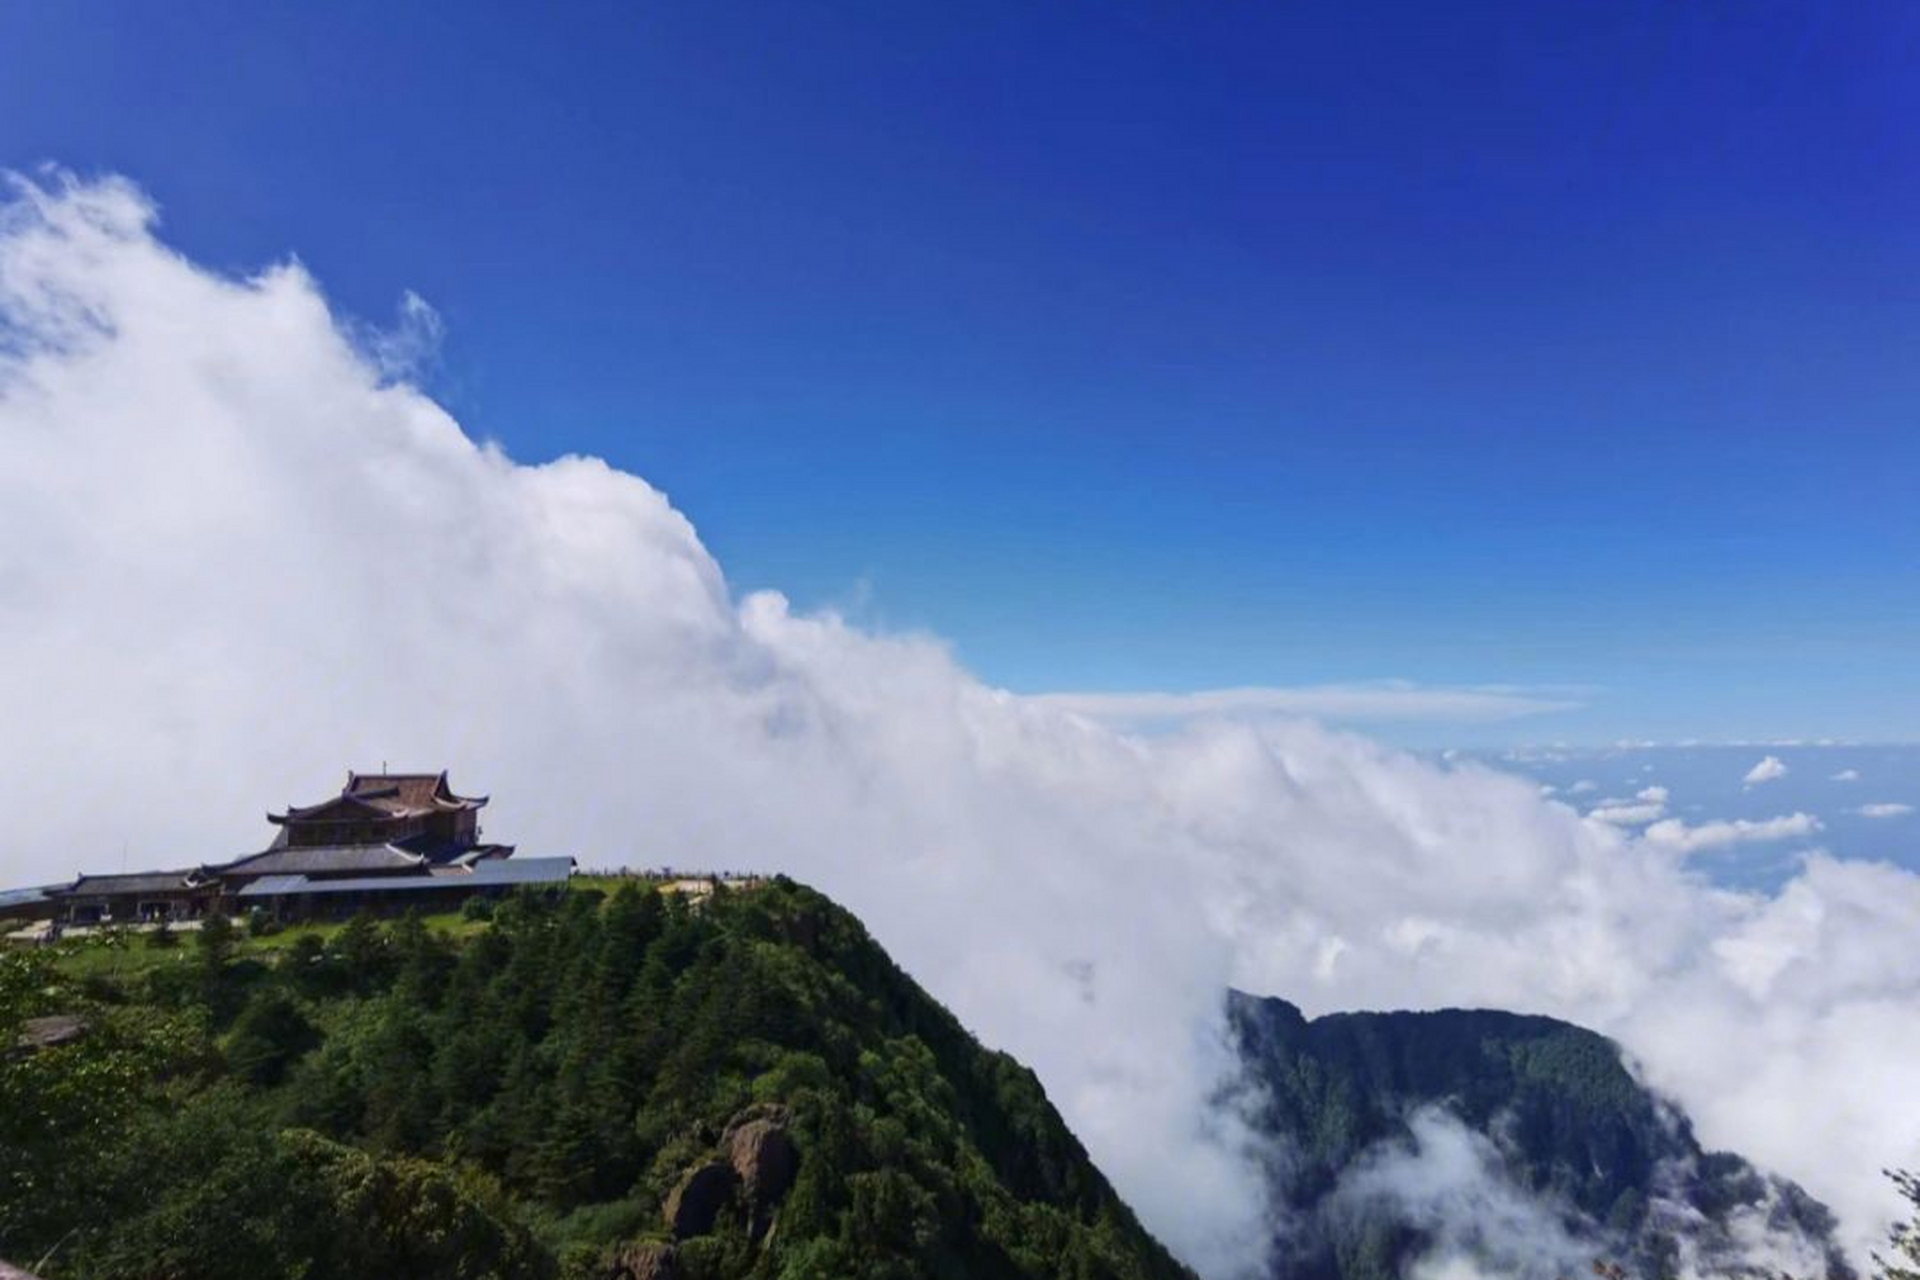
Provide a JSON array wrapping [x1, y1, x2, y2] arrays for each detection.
[[11, 1014, 86, 1055], [727, 1116, 798, 1239]]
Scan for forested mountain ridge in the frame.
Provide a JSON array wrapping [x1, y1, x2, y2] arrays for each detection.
[[1228, 990, 1852, 1280], [0, 878, 1193, 1280]]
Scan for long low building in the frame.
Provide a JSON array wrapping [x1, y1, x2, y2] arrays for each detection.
[[0, 886, 57, 926], [40, 770, 571, 927], [47, 869, 220, 926], [236, 856, 575, 919]]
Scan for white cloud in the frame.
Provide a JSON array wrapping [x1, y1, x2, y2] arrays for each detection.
[[1743, 755, 1789, 787], [1832, 769, 1860, 782], [1324, 1105, 1834, 1280], [1033, 683, 1578, 726], [2, 173, 1915, 1274], [1642, 813, 1822, 854], [1585, 785, 1670, 826], [1586, 805, 1660, 827], [1857, 803, 1914, 819], [1568, 779, 1598, 795], [1330, 1107, 1595, 1280]]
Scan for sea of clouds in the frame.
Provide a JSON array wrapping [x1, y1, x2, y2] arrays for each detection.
[[3, 172, 1917, 1277]]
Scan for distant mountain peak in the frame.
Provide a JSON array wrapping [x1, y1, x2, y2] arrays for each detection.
[[1226, 989, 1851, 1280]]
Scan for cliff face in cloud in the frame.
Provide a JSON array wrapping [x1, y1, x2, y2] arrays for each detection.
[[1229, 991, 1851, 1280]]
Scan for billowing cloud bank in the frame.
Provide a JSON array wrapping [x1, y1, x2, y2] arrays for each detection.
[[3, 174, 1917, 1275]]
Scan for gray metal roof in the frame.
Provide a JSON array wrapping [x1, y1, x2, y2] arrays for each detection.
[[0, 885, 55, 909], [238, 874, 308, 896], [236, 856, 573, 898], [438, 856, 573, 884]]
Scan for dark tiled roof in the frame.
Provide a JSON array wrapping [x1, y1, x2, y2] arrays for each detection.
[[347, 771, 486, 813], [217, 844, 425, 878], [446, 844, 515, 866], [271, 770, 487, 824], [269, 793, 391, 824], [237, 856, 574, 898], [391, 835, 514, 865], [54, 870, 205, 897]]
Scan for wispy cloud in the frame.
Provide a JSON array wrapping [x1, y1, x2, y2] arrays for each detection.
[[1029, 682, 1580, 727], [1643, 812, 1822, 853], [1832, 769, 1860, 782], [1586, 785, 1669, 826], [350, 288, 445, 382], [1856, 803, 1914, 819]]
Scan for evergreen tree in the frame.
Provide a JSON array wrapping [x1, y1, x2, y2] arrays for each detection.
[[0, 880, 1194, 1280], [1881, 1170, 1920, 1280]]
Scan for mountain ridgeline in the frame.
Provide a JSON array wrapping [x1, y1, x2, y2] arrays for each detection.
[[1228, 990, 1852, 1280], [0, 878, 1191, 1280]]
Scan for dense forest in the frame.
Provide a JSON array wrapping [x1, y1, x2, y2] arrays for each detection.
[[0, 879, 1192, 1280], [1228, 990, 1853, 1280]]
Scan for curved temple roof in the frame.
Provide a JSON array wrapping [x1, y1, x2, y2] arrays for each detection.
[[270, 769, 488, 824], [216, 843, 428, 878]]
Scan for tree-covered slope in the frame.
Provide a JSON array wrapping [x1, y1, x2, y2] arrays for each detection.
[[0, 880, 1192, 1280], [1228, 990, 1850, 1280]]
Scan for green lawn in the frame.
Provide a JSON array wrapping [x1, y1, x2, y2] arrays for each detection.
[[46, 909, 489, 980], [39, 876, 744, 982]]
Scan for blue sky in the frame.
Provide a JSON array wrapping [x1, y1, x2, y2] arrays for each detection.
[[4, 2, 1916, 743]]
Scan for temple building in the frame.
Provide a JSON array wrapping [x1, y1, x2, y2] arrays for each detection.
[[42, 770, 569, 927], [267, 771, 489, 851]]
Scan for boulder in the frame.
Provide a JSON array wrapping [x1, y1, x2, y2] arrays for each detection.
[[12, 1014, 86, 1055], [662, 1161, 736, 1240], [728, 1119, 798, 1208], [723, 1106, 798, 1239], [721, 1101, 792, 1136]]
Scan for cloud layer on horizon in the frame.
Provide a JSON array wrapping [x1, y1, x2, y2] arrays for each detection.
[[3, 173, 1918, 1275], [1030, 682, 1581, 727]]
